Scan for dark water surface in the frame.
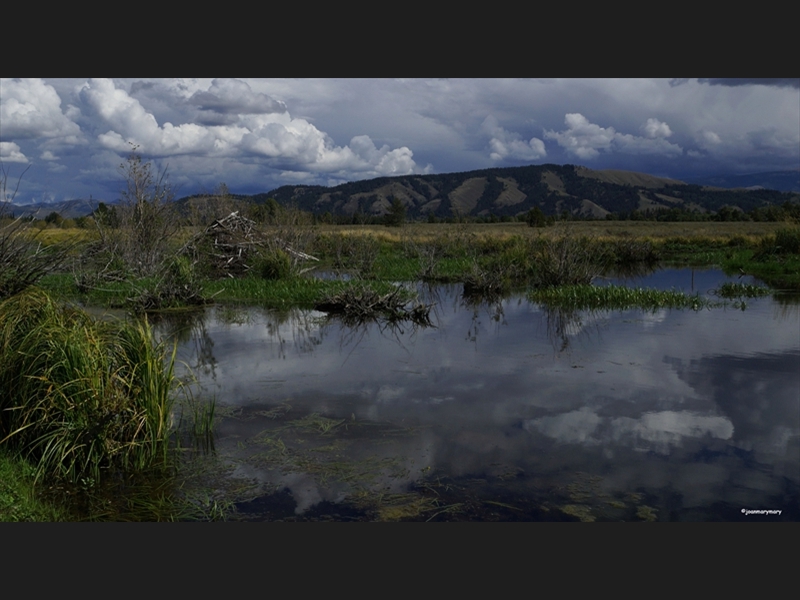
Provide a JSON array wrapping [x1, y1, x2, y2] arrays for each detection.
[[163, 268, 800, 521]]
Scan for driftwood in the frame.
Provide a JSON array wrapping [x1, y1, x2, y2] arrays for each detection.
[[314, 286, 434, 326]]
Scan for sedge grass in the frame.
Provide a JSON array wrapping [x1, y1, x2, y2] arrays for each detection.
[[0, 288, 179, 485], [529, 284, 718, 311]]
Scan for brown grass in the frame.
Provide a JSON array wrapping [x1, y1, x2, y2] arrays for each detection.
[[312, 221, 788, 244]]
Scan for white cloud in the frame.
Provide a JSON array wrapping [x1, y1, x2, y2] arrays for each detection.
[[544, 113, 616, 159], [81, 78, 218, 156], [698, 130, 722, 148], [545, 113, 682, 159], [642, 118, 673, 138], [524, 407, 602, 444], [481, 115, 547, 161], [0, 78, 82, 142], [40, 150, 58, 161], [79, 78, 426, 178], [0, 141, 28, 163], [611, 410, 734, 454]]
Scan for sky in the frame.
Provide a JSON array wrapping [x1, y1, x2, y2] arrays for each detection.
[[1, 78, 798, 205]]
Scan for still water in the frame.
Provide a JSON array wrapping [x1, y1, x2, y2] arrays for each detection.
[[164, 269, 800, 521]]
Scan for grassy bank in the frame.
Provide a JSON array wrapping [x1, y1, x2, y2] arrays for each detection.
[[0, 289, 178, 484], [34, 223, 800, 312], [0, 288, 231, 521]]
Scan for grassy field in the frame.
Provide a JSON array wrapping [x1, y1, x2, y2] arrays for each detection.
[[310, 221, 791, 243], [24, 220, 793, 246]]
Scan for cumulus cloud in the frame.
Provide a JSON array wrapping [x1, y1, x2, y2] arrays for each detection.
[[642, 118, 672, 138], [78, 78, 426, 179], [347, 135, 423, 176], [189, 78, 287, 115], [694, 130, 723, 152], [80, 78, 218, 156], [481, 115, 547, 161], [0, 142, 28, 163], [545, 113, 682, 159], [544, 113, 616, 159], [0, 78, 82, 141]]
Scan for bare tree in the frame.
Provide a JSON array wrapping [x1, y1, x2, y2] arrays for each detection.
[[91, 145, 179, 278], [187, 182, 242, 228]]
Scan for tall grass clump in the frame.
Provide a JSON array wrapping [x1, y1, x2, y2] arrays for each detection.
[[0, 288, 178, 484], [758, 227, 800, 257]]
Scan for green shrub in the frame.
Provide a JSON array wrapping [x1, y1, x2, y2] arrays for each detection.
[[254, 249, 292, 280]]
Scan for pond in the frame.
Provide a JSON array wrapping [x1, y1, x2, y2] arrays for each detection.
[[162, 268, 800, 521]]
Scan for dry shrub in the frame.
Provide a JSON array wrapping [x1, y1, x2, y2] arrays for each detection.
[[530, 229, 603, 287]]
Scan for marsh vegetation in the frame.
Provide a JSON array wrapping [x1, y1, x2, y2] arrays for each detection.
[[2, 152, 798, 520]]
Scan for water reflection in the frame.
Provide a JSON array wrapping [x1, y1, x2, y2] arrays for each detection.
[[161, 270, 800, 521]]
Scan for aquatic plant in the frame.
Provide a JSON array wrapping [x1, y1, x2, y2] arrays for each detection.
[[529, 284, 716, 311], [0, 288, 179, 484], [712, 282, 771, 299]]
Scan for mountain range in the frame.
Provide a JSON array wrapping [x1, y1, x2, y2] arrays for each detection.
[[6, 165, 799, 220], [259, 164, 800, 220]]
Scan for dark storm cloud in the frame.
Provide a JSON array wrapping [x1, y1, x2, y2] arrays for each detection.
[[669, 78, 800, 89], [698, 78, 800, 89]]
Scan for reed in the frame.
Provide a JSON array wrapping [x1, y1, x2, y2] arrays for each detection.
[[0, 288, 178, 484]]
